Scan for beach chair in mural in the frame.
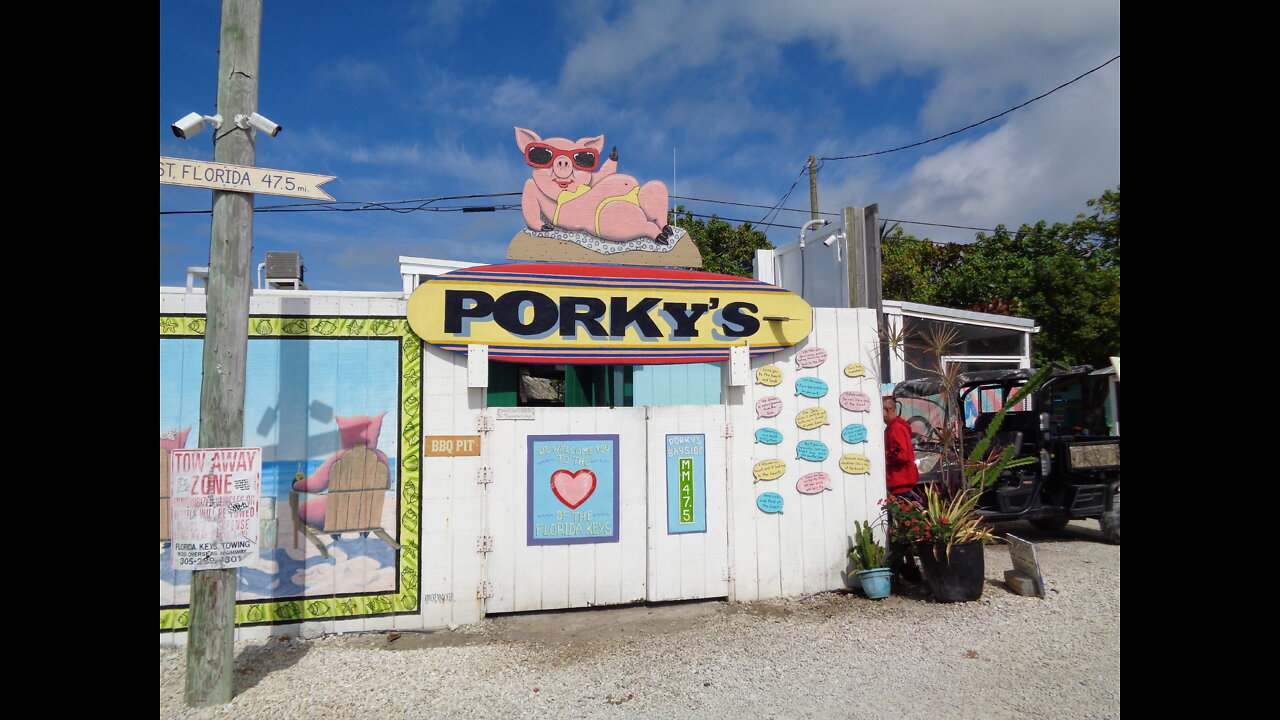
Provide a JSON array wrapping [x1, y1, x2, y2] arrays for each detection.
[[290, 445, 400, 559]]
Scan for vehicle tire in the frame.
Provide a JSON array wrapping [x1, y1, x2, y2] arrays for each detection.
[[1098, 486, 1120, 544], [1030, 516, 1070, 531]]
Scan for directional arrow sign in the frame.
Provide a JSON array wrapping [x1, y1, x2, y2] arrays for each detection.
[[160, 156, 336, 201]]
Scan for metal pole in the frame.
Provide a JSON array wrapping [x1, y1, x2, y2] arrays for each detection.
[[185, 0, 261, 707]]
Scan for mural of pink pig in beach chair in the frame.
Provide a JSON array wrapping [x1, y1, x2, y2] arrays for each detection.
[[508, 127, 702, 267], [289, 413, 400, 559]]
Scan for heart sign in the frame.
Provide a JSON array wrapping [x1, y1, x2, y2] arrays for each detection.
[[550, 468, 597, 509]]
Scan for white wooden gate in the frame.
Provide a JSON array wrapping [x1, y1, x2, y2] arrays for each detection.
[[485, 405, 729, 613]]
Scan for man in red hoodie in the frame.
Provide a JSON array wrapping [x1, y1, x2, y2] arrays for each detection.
[[883, 395, 923, 583], [883, 396, 920, 497]]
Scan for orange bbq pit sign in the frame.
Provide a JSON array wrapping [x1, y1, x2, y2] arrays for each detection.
[[424, 435, 482, 457]]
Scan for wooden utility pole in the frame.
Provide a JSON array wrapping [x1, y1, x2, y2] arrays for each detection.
[[185, 0, 261, 707], [808, 155, 819, 221]]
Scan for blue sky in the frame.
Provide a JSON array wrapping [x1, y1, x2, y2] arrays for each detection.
[[160, 1, 1120, 291]]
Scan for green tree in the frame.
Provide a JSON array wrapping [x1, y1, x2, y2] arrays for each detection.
[[670, 206, 774, 278], [881, 187, 1120, 368], [880, 224, 964, 305]]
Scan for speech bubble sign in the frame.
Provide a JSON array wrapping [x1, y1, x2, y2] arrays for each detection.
[[839, 390, 872, 412], [796, 472, 833, 494], [795, 376, 829, 398], [796, 439, 830, 462], [795, 407, 830, 430], [753, 459, 787, 482], [755, 365, 783, 386], [757, 492, 784, 514], [756, 396, 783, 419], [841, 423, 868, 444], [843, 363, 866, 378], [839, 453, 872, 474], [755, 427, 784, 445], [796, 346, 828, 368]]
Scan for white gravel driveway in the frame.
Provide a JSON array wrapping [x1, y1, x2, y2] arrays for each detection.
[[160, 520, 1118, 720]]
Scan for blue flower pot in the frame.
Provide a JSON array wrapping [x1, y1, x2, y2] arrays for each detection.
[[855, 568, 892, 599]]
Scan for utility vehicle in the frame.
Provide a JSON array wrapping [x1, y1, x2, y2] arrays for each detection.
[[893, 366, 1120, 544]]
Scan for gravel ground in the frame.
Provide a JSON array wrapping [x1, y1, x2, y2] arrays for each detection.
[[160, 520, 1118, 720]]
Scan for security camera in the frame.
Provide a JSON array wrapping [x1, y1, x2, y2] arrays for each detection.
[[171, 112, 222, 139], [236, 112, 283, 137]]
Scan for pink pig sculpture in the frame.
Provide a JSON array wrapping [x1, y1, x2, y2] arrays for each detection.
[[516, 127, 674, 245]]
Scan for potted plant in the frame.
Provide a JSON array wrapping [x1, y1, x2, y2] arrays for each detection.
[[909, 485, 996, 601], [847, 520, 892, 599], [880, 322, 1055, 602]]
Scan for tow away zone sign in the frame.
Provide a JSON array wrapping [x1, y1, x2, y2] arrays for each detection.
[[160, 156, 335, 200], [169, 447, 262, 571]]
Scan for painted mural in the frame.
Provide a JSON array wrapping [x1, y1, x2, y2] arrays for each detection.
[[159, 315, 421, 632], [508, 127, 702, 267]]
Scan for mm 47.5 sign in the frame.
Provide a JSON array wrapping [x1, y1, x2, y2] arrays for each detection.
[[160, 156, 335, 201]]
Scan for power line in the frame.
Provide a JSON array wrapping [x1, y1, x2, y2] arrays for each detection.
[[158, 192, 521, 215], [820, 54, 1120, 161], [756, 164, 809, 226], [161, 188, 1080, 240]]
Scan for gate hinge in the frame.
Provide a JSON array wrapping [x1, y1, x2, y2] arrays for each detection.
[[724, 566, 735, 582], [476, 581, 493, 599], [475, 467, 493, 485], [476, 414, 494, 433], [475, 535, 493, 553], [722, 423, 734, 438]]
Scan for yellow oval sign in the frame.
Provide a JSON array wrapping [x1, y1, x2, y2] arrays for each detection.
[[755, 365, 783, 386], [839, 453, 871, 475], [408, 263, 813, 364], [795, 407, 830, 430], [753, 459, 787, 482], [843, 363, 866, 378]]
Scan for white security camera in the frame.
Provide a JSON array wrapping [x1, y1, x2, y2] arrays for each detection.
[[235, 112, 283, 137], [171, 112, 222, 139]]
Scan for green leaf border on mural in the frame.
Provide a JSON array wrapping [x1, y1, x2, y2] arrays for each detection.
[[159, 315, 423, 631]]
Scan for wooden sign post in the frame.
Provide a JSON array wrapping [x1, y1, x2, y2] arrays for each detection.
[[185, 0, 259, 707]]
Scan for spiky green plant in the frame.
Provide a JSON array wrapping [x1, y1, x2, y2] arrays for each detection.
[[848, 520, 887, 573]]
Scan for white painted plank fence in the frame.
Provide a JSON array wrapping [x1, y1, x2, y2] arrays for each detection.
[[161, 288, 885, 642]]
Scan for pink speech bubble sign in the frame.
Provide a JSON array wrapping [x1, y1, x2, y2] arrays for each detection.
[[796, 472, 833, 494], [839, 390, 871, 412], [796, 346, 828, 368], [755, 396, 783, 418]]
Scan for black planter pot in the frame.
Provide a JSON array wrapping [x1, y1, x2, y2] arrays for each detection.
[[916, 540, 985, 602]]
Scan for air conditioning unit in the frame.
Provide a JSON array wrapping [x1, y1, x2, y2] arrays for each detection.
[[264, 252, 306, 290]]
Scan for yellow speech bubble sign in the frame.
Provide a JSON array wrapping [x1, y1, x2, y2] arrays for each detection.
[[839, 453, 871, 475], [755, 365, 783, 386], [753, 459, 788, 482], [795, 407, 830, 430], [843, 363, 866, 378]]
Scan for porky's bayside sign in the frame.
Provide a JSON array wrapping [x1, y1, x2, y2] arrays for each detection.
[[408, 263, 813, 364]]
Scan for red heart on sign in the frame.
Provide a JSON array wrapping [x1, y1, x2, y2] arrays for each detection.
[[550, 468, 597, 509]]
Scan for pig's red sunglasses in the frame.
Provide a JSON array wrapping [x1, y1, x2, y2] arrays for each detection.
[[524, 143, 600, 172]]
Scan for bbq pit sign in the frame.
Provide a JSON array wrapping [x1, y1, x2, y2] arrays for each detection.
[[169, 447, 262, 570]]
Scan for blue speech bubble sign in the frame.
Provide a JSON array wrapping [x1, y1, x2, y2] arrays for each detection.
[[841, 423, 868, 444], [757, 492, 784, 514], [755, 427, 784, 445], [795, 377, 829, 398], [796, 439, 829, 462]]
